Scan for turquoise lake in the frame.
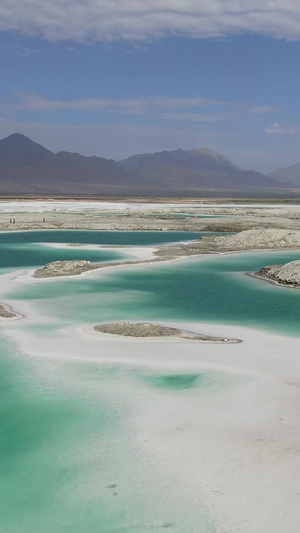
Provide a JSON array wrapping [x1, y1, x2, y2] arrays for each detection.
[[1, 230, 300, 532], [4, 235, 300, 336], [0, 230, 206, 269]]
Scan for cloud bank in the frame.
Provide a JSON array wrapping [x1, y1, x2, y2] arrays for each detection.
[[0, 1, 300, 42], [3, 91, 274, 124], [264, 122, 298, 135]]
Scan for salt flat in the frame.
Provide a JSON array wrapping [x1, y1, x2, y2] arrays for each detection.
[[0, 199, 300, 233]]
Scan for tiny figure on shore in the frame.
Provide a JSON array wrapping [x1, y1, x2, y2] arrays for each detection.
[[43, 218, 45, 223]]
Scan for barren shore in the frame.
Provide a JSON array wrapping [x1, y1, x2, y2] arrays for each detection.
[[0, 199, 300, 234], [253, 259, 300, 288]]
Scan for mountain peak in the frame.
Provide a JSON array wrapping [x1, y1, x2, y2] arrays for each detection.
[[0, 133, 54, 171], [0, 133, 54, 156], [3, 132, 37, 144], [191, 147, 239, 167], [7, 133, 29, 139], [192, 147, 221, 157]]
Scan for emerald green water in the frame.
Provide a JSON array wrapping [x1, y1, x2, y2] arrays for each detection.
[[0, 230, 207, 269], [147, 373, 201, 389], [1, 230, 300, 532], [0, 242, 126, 269], [0, 338, 124, 532], [0, 230, 206, 246], [0, 337, 217, 532], [141, 372, 224, 391], [9, 248, 300, 336]]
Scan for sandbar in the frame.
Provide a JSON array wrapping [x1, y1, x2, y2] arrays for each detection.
[[93, 321, 240, 342], [253, 259, 300, 288], [0, 303, 22, 320]]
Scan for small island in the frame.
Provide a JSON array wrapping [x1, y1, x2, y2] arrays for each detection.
[[94, 321, 240, 342], [254, 259, 300, 288], [0, 304, 20, 319], [34, 260, 99, 278]]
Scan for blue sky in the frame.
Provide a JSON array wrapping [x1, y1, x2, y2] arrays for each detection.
[[0, 1, 300, 172]]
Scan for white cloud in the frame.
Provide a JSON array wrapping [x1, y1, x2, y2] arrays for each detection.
[[246, 105, 278, 115], [264, 122, 298, 135], [0, 1, 300, 42], [157, 111, 235, 122], [2, 91, 274, 124], [8, 91, 225, 113]]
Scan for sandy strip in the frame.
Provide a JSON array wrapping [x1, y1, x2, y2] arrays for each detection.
[[2, 200, 300, 213], [39, 241, 160, 261], [0, 302, 23, 320], [91, 320, 240, 343], [29, 247, 300, 284]]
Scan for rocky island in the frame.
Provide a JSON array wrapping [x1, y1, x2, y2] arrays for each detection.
[[199, 228, 300, 251], [0, 304, 20, 319], [34, 260, 99, 278], [32, 229, 300, 280], [94, 321, 240, 342], [254, 259, 300, 288], [153, 228, 300, 260]]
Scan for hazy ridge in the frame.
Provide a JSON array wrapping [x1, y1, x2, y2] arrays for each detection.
[[0, 133, 298, 197]]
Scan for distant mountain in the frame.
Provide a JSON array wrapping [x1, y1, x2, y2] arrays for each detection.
[[270, 163, 300, 186], [0, 133, 297, 196], [120, 147, 285, 190], [0, 133, 126, 195]]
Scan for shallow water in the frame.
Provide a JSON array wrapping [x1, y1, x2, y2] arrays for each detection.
[[8, 247, 300, 336], [1, 231, 300, 532], [0, 337, 221, 533], [0, 230, 208, 270], [0, 229, 207, 246], [0, 230, 224, 532]]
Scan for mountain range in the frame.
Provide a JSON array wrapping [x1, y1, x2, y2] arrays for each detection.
[[0, 133, 298, 197], [269, 163, 300, 187]]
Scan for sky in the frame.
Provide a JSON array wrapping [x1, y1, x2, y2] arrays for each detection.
[[0, 1, 300, 172]]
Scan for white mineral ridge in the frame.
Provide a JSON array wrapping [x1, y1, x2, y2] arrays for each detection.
[[34, 259, 95, 278], [206, 228, 300, 249], [260, 260, 300, 285]]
